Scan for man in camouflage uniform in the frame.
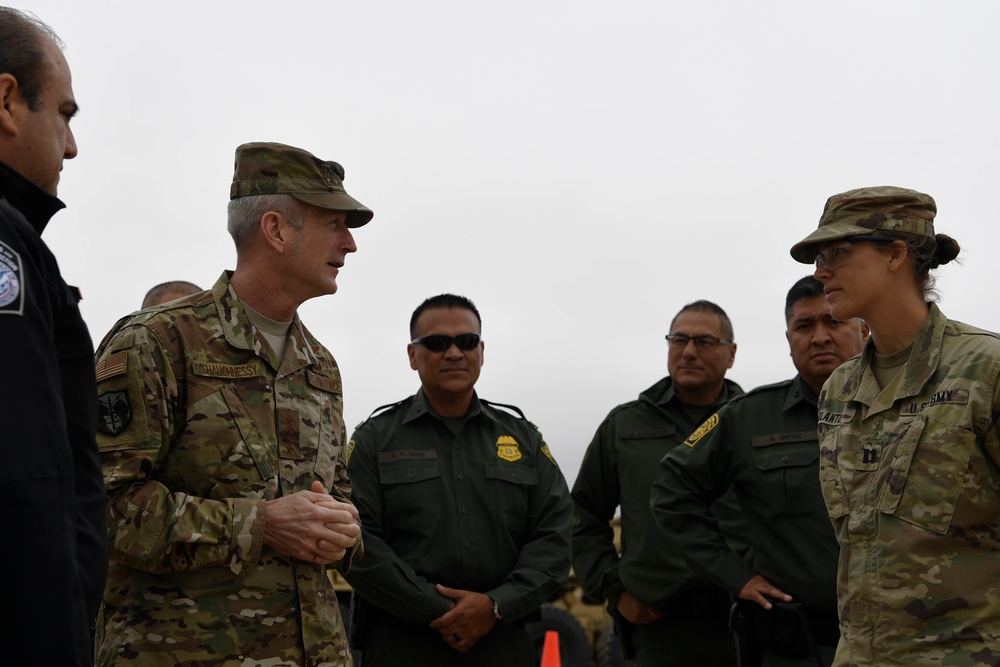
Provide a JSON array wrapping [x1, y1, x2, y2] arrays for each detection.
[[345, 294, 573, 666], [652, 277, 868, 667], [790, 186, 1000, 665], [94, 142, 371, 666], [572, 300, 748, 666]]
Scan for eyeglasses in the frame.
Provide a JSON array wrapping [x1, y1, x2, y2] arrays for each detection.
[[411, 333, 481, 352], [665, 334, 732, 350], [814, 235, 888, 271]]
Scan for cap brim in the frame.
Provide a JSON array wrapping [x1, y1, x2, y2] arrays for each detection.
[[292, 192, 374, 228], [789, 222, 874, 264]]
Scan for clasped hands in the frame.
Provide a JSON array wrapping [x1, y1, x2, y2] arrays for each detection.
[[430, 584, 497, 653], [262, 480, 361, 565]]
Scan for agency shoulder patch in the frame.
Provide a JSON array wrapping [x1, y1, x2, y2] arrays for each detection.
[[684, 413, 719, 447], [97, 389, 132, 436], [0, 240, 24, 315], [496, 435, 522, 462], [541, 442, 557, 466]]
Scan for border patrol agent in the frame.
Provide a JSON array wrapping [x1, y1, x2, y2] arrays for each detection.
[[791, 186, 1000, 665], [345, 294, 573, 666], [94, 142, 371, 666], [652, 277, 868, 667], [572, 300, 748, 666]]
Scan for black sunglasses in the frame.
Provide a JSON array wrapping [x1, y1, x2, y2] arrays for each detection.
[[410, 333, 481, 352]]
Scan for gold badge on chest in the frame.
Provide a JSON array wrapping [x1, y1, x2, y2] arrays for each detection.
[[496, 435, 522, 462]]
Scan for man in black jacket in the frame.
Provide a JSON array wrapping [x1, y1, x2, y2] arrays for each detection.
[[0, 8, 107, 665]]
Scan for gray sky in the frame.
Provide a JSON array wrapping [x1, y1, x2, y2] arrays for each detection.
[[27, 0, 1000, 487]]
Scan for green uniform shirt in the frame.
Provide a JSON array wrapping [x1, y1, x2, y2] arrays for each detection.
[[652, 375, 837, 615], [818, 303, 1000, 665], [344, 390, 573, 624], [94, 271, 359, 667], [571, 376, 747, 609]]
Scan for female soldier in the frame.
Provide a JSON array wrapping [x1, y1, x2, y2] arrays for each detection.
[[789, 186, 1000, 666]]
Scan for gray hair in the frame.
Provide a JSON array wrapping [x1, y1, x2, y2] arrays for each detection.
[[227, 194, 307, 250]]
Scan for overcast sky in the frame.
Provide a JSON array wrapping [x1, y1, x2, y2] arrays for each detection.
[[26, 0, 1000, 487]]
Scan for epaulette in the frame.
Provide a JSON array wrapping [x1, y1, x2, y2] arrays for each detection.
[[95, 312, 142, 354], [481, 399, 539, 430], [355, 399, 407, 430], [728, 378, 794, 405]]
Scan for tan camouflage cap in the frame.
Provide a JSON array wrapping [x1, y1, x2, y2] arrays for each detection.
[[790, 186, 936, 263], [230, 142, 374, 228]]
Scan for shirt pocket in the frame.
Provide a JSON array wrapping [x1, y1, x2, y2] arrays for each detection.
[[380, 458, 442, 528], [751, 441, 819, 519], [303, 371, 345, 486], [817, 422, 854, 522], [875, 413, 975, 535], [484, 462, 538, 527], [174, 383, 275, 498]]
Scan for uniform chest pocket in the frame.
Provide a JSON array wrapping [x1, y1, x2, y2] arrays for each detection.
[[875, 413, 975, 535], [484, 462, 538, 527], [817, 422, 854, 522], [380, 458, 442, 528], [174, 384, 276, 498], [752, 442, 819, 514]]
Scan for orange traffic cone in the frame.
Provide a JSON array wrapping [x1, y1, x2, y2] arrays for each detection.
[[540, 629, 561, 667]]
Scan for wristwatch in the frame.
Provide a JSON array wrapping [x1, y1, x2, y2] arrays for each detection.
[[491, 597, 502, 620]]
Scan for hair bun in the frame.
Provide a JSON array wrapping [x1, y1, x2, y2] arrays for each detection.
[[931, 233, 961, 268]]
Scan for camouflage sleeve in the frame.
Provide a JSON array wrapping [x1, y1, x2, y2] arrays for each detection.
[[96, 324, 265, 576], [986, 365, 1000, 467]]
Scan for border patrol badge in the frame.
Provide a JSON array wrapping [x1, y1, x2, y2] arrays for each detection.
[[97, 390, 132, 436], [684, 413, 719, 447], [496, 435, 522, 462]]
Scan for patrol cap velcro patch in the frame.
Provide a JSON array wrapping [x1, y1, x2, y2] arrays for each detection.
[[684, 414, 719, 447], [95, 351, 128, 382]]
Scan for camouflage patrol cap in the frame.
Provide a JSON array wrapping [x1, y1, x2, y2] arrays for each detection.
[[230, 142, 374, 228], [790, 186, 936, 264]]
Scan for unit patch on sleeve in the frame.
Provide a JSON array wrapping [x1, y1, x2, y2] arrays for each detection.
[[496, 435, 522, 462], [541, 442, 557, 466], [0, 240, 24, 315], [97, 390, 132, 436], [684, 413, 719, 447]]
